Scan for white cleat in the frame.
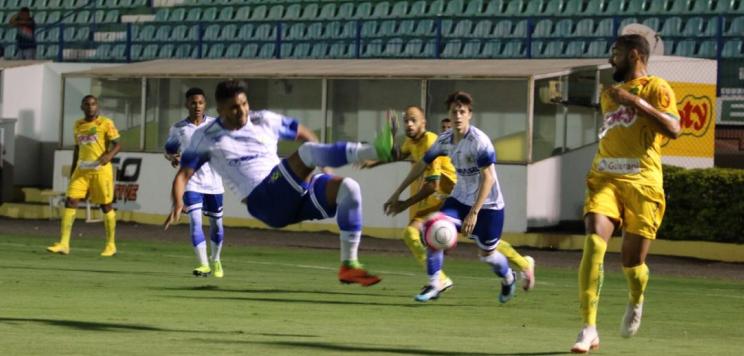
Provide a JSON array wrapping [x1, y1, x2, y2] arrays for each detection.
[[521, 256, 536, 291], [620, 302, 643, 338], [571, 326, 600, 353], [414, 278, 454, 302]]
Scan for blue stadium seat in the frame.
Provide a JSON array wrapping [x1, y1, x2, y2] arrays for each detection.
[[300, 3, 319, 20], [426, 0, 445, 16], [224, 43, 241, 58], [484, 0, 506, 15], [471, 19, 492, 37], [378, 20, 397, 37], [362, 39, 384, 57], [492, 20, 512, 37], [219, 24, 238, 40], [201, 7, 218, 22], [289, 43, 311, 58], [697, 40, 716, 57], [715, 0, 735, 13], [451, 20, 473, 37], [701, 17, 719, 37], [250, 5, 267, 20], [361, 21, 378, 37], [595, 18, 614, 36], [318, 3, 336, 20], [307, 23, 323, 39], [682, 17, 704, 36], [586, 40, 609, 57], [174, 44, 194, 58], [238, 24, 254, 40], [623, 0, 646, 15], [241, 44, 259, 58], [574, 19, 594, 37], [284, 4, 302, 19], [674, 39, 696, 56], [443, 0, 464, 15], [337, 2, 354, 19], [253, 24, 275, 40], [409, 0, 427, 16], [46, 11, 60, 24], [397, 20, 416, 35], [440, 19, 454, 36], [480, 41, 502, 57], [563, 41, 586, 57], [646, 0, 668, 14], [235, 6, 250, 20], [501, 41, 524, 57], [404, 39, 435, 57], [285, 23, 306, 40], [354, 2, 373, 19], [217, 6, 233, 21], [664, 40, 675, 55], [172, 25, 197, 42], [722, 39, 743, 57], [414, 19, 435, 35], [584, 0, 606, 14], [690, 0, 714, 13], [370, 1, 390, 18], [523, 0, 542, 15], [154, 25, 171, 42], [532, 19, 554, 38], [542, 0, 563, 14], [391, 0, 408, 17], [660, 17, 683, 35], [309, 43, 328, 58], [552, 19, 573, 37], [258, 43, 276, 58], [382, 38, 404, 57], [267, 5, 284, 20], [463, 0, 484, 15], [667, 0, 691, 14], [461, 41, 481, 57], [203, 24, 220, 40], [329, 43, 354, 58], [158, 44, 175, 58], [563, 0, 583, 15], [323, 21, 355, 39], [441, 41, 462, 58], [726, 17, 744, 36], [168, 8, 186, 22], [512, 20, 528, 37], [74, 10, 90, 24]]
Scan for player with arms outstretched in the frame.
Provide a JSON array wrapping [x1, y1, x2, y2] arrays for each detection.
[[164, 87, 226, 277], [165, 80, 398, 286], [385, 91, 519, 303], [571, 35, 681, 353]]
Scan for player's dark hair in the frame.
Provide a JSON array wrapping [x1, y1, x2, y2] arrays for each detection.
[[215, 80, 248, 103], [615, 34, 650, 63], [185, 87, 206, 100], [441, 117, 451, 123], [20, 7, 30, 13], [446, 91, 473, 111], [81, 95, 97, 103], [405, 105, 425, 114]]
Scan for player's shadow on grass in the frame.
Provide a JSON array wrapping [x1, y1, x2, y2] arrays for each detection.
[[167, 295, 471, 308], [0, 317, 321, 338], [199, 340, 570, 356], [1, 264, 168, 277], [154, 285, 413, 298]]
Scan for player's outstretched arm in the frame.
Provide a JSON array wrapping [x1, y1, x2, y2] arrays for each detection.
[[392, 179, 438, 215], [384, 159, 427, 216], [295, 124, 319, 143], [164, 167, 194, 230], [462, 165, 495, 236]]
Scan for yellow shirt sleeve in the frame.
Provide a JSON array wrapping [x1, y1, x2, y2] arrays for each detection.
[[105, 118, 120, 141], [647, 79, 680, 120]]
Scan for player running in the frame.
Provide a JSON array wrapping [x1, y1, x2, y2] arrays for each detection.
[[47, 95, 121, 256], [374, 106, 535, 300], [165, 80, 398, 286], [384, 91, 521, 303], [571, 34, 682, 353], [164, 88, 226, 278]]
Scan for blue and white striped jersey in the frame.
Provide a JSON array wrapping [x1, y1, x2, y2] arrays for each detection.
[[423, 126, 505, 210], [180, 110, 299, 200], [165, 116, 224, 195]]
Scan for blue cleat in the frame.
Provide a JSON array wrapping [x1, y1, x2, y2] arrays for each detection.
[[414, 278, 453, 303], [499, 271, 517, 304]]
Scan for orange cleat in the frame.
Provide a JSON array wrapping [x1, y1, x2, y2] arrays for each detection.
[[338, 265, 381, 287]]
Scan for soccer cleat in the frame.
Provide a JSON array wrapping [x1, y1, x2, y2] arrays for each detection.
[[414, 278, 454, 302], [620, 302, 643, 338], [372, 111, 398, 162], [521, 256, 536, 291], [212, 260, 224, 278], [499, 271, 517, 304], [100, 244, 117, 257], [46, 243, 69, 255], [193, 264, 211, 277], [571, 326, 600, 353], [338, 265, 381, 287]]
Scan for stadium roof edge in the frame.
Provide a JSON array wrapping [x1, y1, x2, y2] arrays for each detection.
[[63, 59, 612, 79], [0, 60, 51, 70]]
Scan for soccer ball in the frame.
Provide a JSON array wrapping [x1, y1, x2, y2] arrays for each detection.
[[422, 212, 458, 250]]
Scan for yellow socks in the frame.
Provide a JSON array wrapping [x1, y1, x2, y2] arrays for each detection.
[[579, 234, 607, 326], [103, 210, 116, 246], [59, 208, 76, 247], [497, 240, 530, 271], [403, 226, 427, 268], [623, 264, 649, 305]]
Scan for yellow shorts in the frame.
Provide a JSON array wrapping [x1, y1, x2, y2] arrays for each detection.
[[410, 194, 447, 223], [584, 177, 666, 239], [66, 165, 115, 205]]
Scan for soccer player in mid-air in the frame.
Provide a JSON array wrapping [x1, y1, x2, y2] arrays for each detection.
[[164, 88, 226, 278], [372, 106, 534, 300], [571, 34, 681, 353], [47, 95, 121, 256], [384, 91, 519, 303], [165, 80, 398, 286]]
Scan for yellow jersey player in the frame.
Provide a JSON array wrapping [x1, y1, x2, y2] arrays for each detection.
[[571, 35, 682, 353], [47, 95, 121, 256], [379, 106, 535, 297]]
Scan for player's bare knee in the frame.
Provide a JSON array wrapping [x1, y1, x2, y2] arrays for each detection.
[[100, 204, 113, 213], [65, 198, 79, 209]]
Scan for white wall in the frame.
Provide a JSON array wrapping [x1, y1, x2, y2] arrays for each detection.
[[54, 150, 529, 233]]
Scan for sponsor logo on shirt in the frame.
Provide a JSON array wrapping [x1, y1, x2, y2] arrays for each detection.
[[599, 106, 637, 139], [596, 158, 641, 174]]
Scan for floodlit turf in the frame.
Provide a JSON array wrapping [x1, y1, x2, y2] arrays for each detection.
[[1, 234, 743, 355]]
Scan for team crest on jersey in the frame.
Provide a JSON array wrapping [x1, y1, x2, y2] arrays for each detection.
[[598, 105, 636, 139], [271, 170, 282, 181]]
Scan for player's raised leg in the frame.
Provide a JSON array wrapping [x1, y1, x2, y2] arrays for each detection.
[[496, 240, 536, 291]]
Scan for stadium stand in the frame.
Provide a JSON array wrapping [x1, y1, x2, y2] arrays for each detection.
[[1, 0, 743, 61]]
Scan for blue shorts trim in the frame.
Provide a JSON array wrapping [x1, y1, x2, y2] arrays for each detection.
[[439, 197, 504, 251], [246, 160, 337, 228], [183, 191, 224, 217]]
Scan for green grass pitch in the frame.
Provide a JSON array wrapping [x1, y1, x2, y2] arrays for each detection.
[[1, 233, 742, 355]]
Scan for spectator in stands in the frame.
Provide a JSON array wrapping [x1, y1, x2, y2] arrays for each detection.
[[9, 7, 37, 60], [440, 117, 452, 132]]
